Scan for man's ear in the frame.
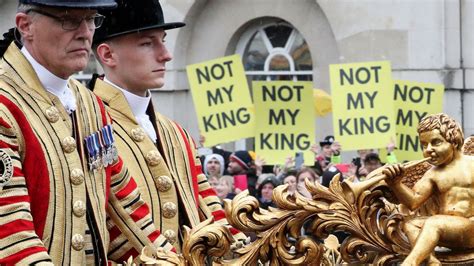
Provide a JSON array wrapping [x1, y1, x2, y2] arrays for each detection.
[[16, 13, 33, 41], [96, 43, 117, 68]]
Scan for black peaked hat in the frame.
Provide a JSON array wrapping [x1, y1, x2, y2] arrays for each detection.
[[319, 135, 335, 146], [19, 0, 117, 9], [93, 0, 185, 44]]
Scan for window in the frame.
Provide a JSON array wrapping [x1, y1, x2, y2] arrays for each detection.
[[232, 20, 313, 150], [242, 22, 313, 83]]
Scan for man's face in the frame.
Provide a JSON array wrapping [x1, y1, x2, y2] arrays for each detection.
[[261, 183, 274, 201], [105, 29, 172, 95], [364, 160, 382, 174], [227, 159, 245, 175], [18, 7, 97, 79], [420, 129, 455, 167], [322, 145, 332, 157], [206, 158, 221, 177]]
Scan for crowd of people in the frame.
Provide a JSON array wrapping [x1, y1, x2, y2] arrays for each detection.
[[200, 135, 398, 209]]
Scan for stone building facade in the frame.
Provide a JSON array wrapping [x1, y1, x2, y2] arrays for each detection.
[[1, 0, 473, 152]]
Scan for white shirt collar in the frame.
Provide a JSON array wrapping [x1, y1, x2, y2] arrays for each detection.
[[104, 78, 157, 142], [103, 77, 151, 118], [21, 47, 76, 114]]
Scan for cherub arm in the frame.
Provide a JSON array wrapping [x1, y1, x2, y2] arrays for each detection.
[[383, 164, 435, 210]]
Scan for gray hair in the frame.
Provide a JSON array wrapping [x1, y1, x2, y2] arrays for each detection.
[[17, 4, 36, 13], [16, 4, 39, 43]]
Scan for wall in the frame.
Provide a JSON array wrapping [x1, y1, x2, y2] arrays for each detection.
[[1, 0, 472, 150], [157, 0, 473, 143]]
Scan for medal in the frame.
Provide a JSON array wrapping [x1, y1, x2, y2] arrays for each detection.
[[84, 136, 95, 171], [107, 125, 119, 164], [92, 133, 102, 170]]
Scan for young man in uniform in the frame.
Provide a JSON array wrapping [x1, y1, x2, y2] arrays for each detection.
[[0, 0, 173, 264], [90, 0, 246, 251]]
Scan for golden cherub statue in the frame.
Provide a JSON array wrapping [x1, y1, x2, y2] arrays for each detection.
[[383, 113, 474, 266]]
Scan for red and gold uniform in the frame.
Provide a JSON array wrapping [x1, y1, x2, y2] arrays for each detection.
[[0, 43, 172, 264], [92, 79, 246, 251]]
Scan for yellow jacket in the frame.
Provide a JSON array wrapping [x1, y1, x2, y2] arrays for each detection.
[[93, 79, 245, 250], [0, 43, 172, 265]]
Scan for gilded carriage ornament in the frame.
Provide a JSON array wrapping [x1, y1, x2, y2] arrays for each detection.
[[127, 114, 473, 266]]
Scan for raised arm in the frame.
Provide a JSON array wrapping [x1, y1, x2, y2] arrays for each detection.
[[383, 164, 435, 210]]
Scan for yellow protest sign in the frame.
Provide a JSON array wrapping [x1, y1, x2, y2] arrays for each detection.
[[253, 81, 315, 165], [330, 61, 395, 151], [186, 55, 255, 147], [393, 80, 444, 161]]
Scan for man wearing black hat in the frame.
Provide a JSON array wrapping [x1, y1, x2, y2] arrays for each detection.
[[227, 150, 258, 196], [315, 135, 341, 173], [89, 0, 246, 252], [0, 0, 173, 264]]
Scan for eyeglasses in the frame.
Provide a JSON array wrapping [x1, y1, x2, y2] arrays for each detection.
[[27, 9, 105, 31]]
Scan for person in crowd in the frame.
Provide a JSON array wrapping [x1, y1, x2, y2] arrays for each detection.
[[273, 155, 295, 177], [352, 140, 397, 181], [296, 167, 319, 198], [257, 174, 279, 209], [216, 175, 237, 201], [204, 153, 225, 192], [281, 169, 298, 194], [0, 0, 175, 263], [198, 135, 233, 174], [321, 166, 342, 187], [313, 135, 341, 175], [89, 0, 245, 252], [363, 152, 384, 175], [204, 153, 225, 178], [227, 150, 257, 196], [256, 173, 275, 190], [207, 176, 220, 193]]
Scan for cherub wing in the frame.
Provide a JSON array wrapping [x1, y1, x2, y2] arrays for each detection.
[[393, 136, 473, 215], [399, 160, 432, 189]]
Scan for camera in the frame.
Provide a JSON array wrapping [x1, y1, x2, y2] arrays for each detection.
[[351, 157, 361, 167]]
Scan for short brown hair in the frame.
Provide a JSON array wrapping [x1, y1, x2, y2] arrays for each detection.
[[417, 113, 464, 150]]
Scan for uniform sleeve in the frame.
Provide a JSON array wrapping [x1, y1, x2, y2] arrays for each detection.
[[0, 113, 52, 264], [186, 133, 247, 243], [106, 157, 175, 262]]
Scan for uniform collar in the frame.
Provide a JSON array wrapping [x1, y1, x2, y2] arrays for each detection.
[[92, 78, 136, 123], [103, 77, 151, 119], [104, 77, 156, 142], [20, 47, 76, 113]]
